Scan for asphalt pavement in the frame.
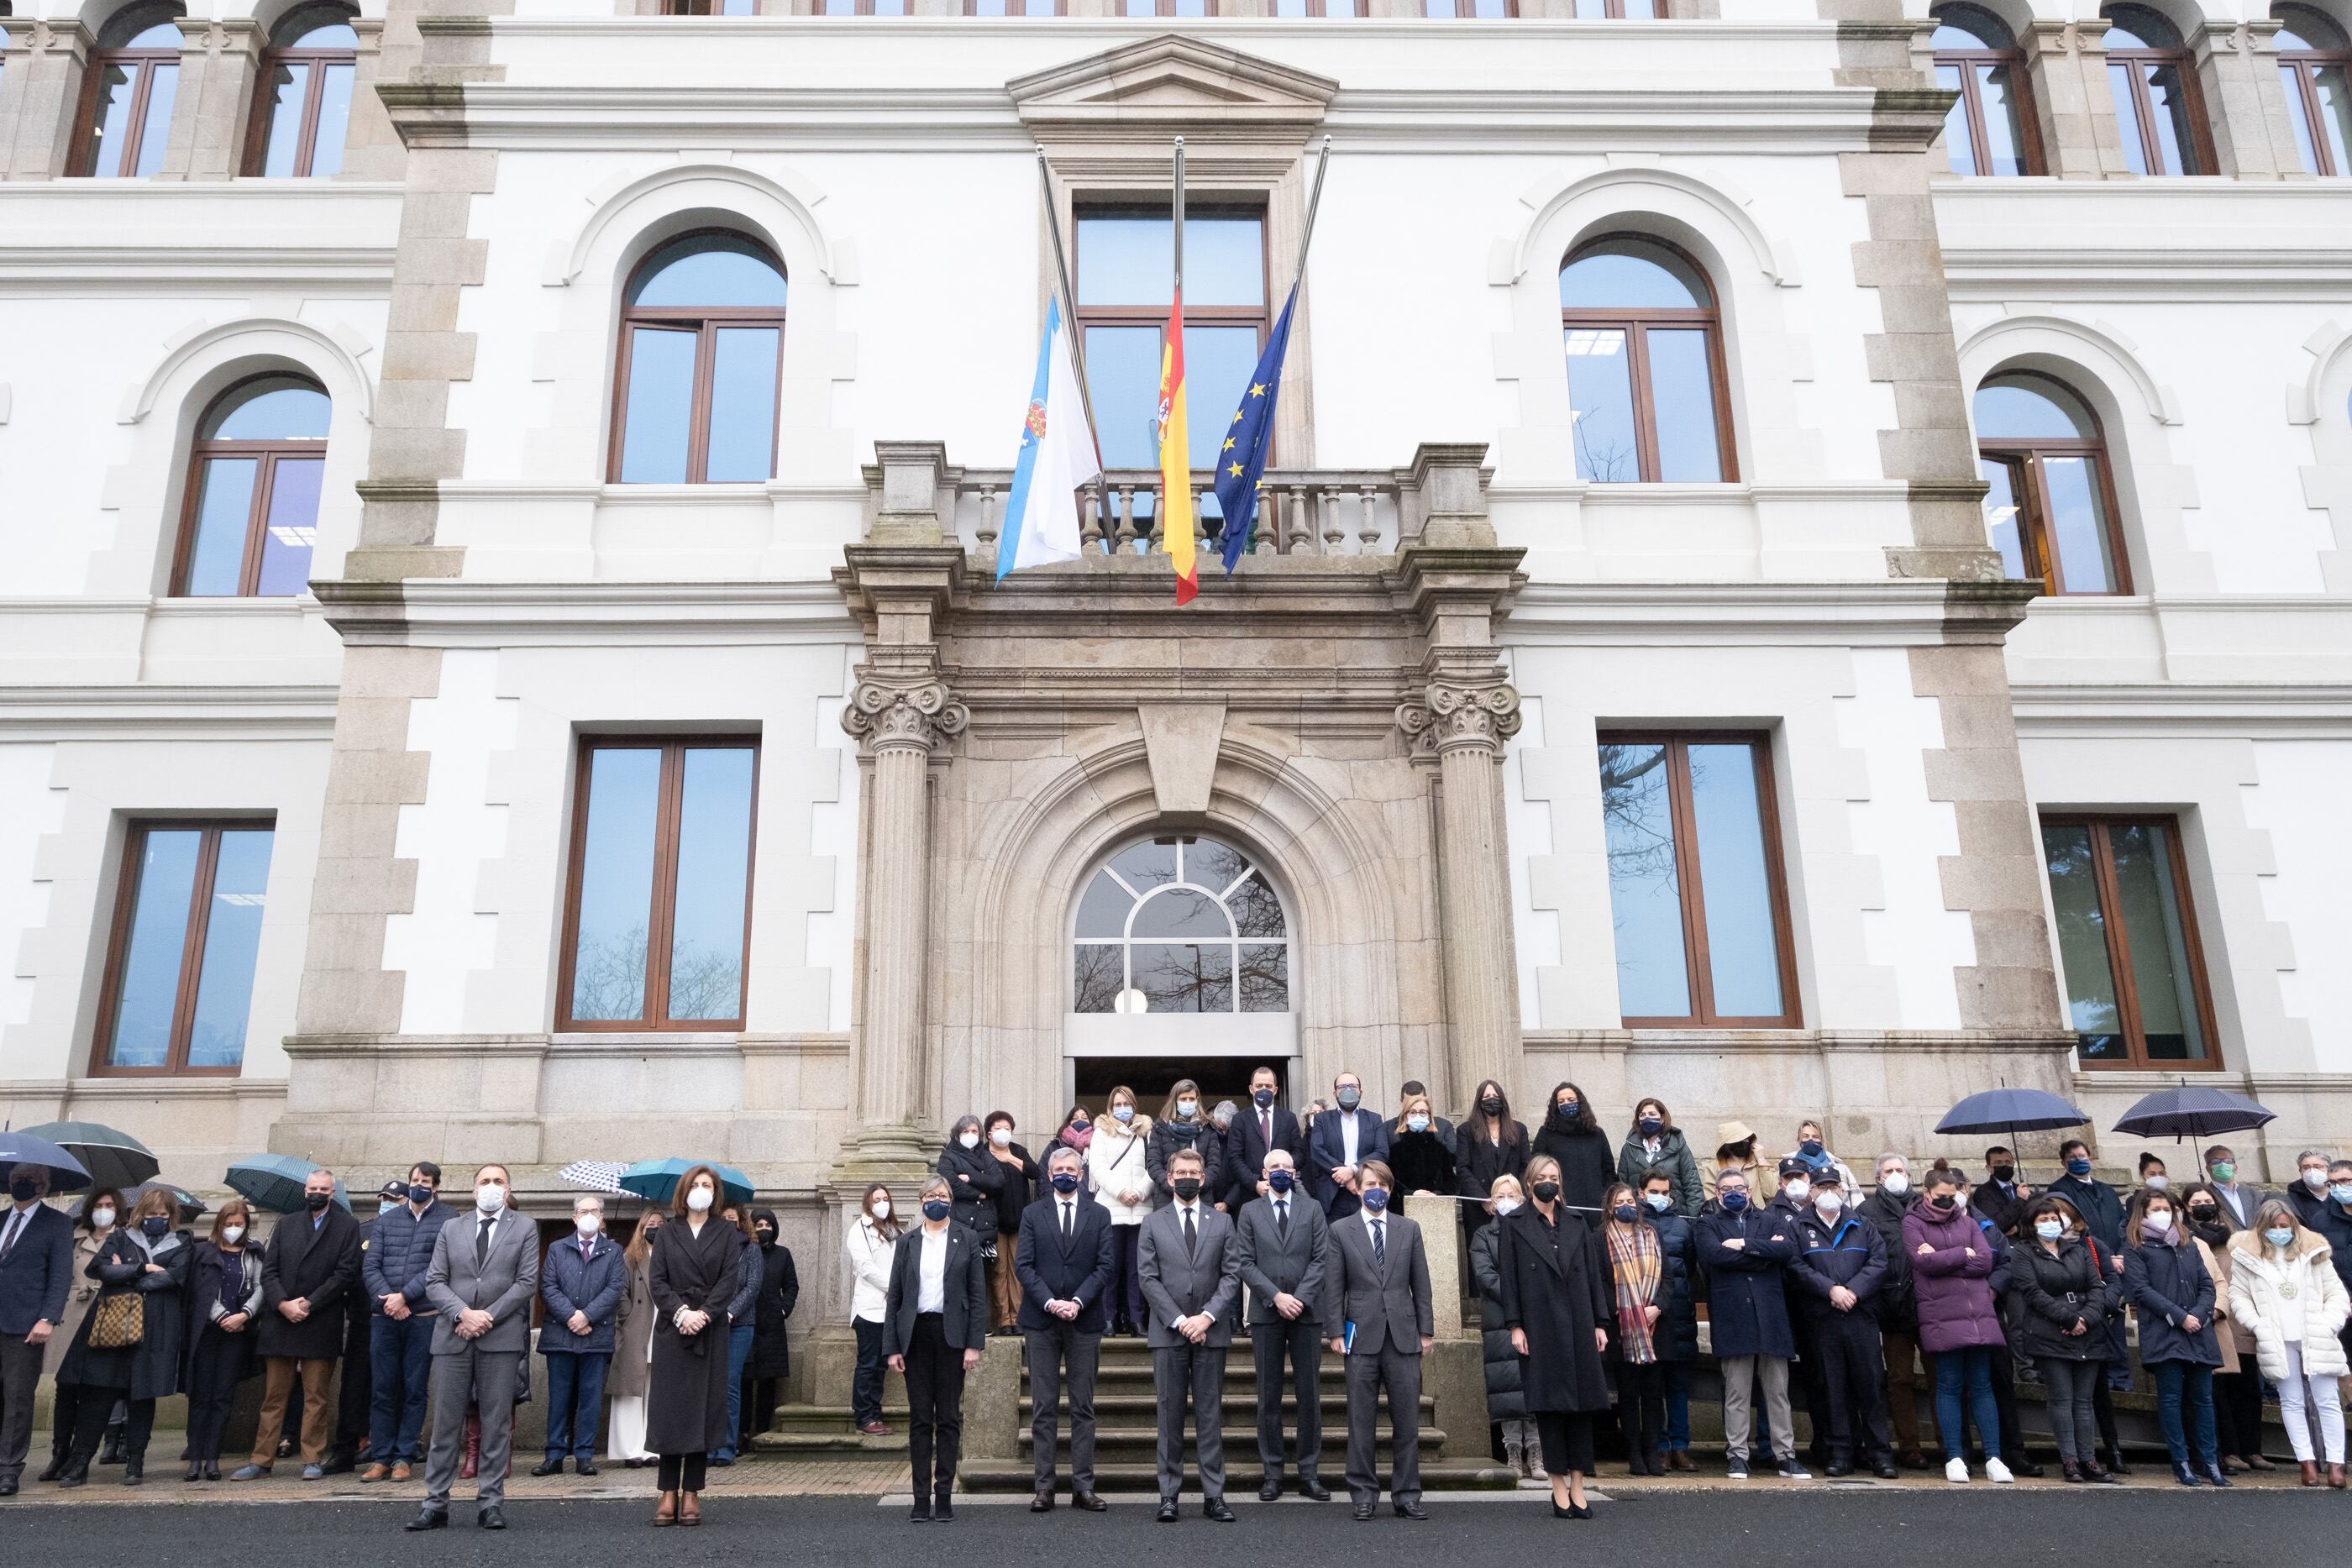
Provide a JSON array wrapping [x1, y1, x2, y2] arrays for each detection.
[[0, 1488, 2334, 1568]]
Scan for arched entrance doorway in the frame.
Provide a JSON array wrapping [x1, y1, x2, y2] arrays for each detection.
[[1064, 831, 1299, 1112]]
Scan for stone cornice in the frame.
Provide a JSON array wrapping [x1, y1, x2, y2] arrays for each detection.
[[0, 684, 339, 740], [1504, 579, 2034, 645], [2009, 681, 2352, 738]]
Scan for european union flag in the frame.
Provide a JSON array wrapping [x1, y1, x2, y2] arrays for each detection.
[[1212, 283, 1297, 574]]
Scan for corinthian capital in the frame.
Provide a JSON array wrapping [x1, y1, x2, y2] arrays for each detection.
[[1396, 678, 1522, 759], [843, 676, 970, 754]]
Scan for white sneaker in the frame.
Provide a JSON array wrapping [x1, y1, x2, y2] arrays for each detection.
[[1945, 1458, 1971, 1484], [1985, 1458, 2014, 1484]]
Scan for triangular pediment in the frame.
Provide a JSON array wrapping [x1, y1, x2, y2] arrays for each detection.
[[1009, 34, 1337, 139]]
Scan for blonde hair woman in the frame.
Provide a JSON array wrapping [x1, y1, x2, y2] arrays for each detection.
[[2227, 1200, 2350, 1487], [1389, 1092, 1457, 1220], [1085, 1085, 1153, 1335], [1469, 1173, 1534, 1476]]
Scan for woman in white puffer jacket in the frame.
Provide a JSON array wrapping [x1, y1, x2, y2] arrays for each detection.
[[1084, 1086, 1155, 1338], [2227, 1199, 2350, 1488]]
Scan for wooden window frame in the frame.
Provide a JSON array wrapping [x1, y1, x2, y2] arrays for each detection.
[[1117, 0, 1228, 13], [1268, 0, 1368, 13], [70, 30, 181, 178], [2277, 12, 2352, 175], [963, 0, 1067, 13], [1599, 731, 1801, 1030], [1575, 0, 1665, 13], [1976, 375, 2133, 597], [1432, 0, 1520, 14], [170, 376, 330, 598], [663, 0, 757, 13], [606, 229, 787, 485], [555, 737, 760, 1033], [2102, 8, 2218, 176], [1931, 7, 2047, 175], [240, 8, 357, 178], [1559, 237, 1740, 485], [2041, 813, 2221, 1072], [88, 819, 275, 1078], [819, 0, 910, 11]]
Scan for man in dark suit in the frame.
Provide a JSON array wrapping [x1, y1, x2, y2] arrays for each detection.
[[1138, 1146, 1241, 1523], [1234, 1147, 1331, 1501], [0, 1162, 75, 1497], [1325, 1161, 1433, 1520], [1015, 1146, 1116, 1513], [1223, 1063, 1302, 1213], [236, 1167, 363, 1481], [1307, 1072, 1389, 1221], [407, 1164, 541, 1532]]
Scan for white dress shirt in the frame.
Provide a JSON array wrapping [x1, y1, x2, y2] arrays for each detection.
[[916, 1226, 949, 1314], [1341, 1114, 1360, 1167]]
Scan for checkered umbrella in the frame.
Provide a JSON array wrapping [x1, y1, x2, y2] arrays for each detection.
[[557, 1160, 630, 1196]]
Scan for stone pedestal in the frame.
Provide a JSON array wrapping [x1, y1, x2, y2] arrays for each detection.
[[1418, 1199, 1467, 1342]]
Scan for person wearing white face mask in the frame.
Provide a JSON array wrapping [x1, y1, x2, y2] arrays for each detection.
[[1861, 1154, 1928, 1469], [1387, 1093, 1457, 1219], [2228, 1199, 2350, 1487], [2008, 1198, 2121, 1482], [1785, 1171, 1898, 1478], [405, 1164, 538, 1533], [981, 1112, 1037, 1336], [186, 1199, 265, 1481], [1086, 1088, 1155, 1337], [1147, 1078, 1227, 1212], [843, 1186, 900, 1436], [641, 1167, 743, 1528], [534, 1195, 624, 1478], [937, 1114, 1006, 1242], [1633, 1169, 1701, 1470]]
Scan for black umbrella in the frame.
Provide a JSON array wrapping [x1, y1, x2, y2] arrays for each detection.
[[2111, 1083, 2275, 1142], [17, 1120, 160, 1192], [1935, 1087, 2088, 1183], [0, 1128, 91, 1193]]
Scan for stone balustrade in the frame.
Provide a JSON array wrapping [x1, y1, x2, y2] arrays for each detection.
[[947, 465, 1413, 559]]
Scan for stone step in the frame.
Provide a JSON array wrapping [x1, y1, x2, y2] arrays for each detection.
[[1019, 1392, 1435, 1421], [1013, 1426, 1451, 1456], [959, 1458, 1515, 1494]]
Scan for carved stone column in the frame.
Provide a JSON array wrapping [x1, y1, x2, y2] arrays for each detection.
[[1394, 443, 1525, 1116]]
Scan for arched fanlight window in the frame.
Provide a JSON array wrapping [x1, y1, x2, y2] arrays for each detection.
[[1974, 373, 2130, 596], [73, 8, 185, 178], [247, 7, 358, 178], [1931, 5, 2041, 175], [1559, 236, 1735, 484], [175, 375, 332, 597], [2102, 5, 2214, 176], [1072, 835, 1289, 1015], [2276, 6, 2352, 175], [609, 231, 787, 484]]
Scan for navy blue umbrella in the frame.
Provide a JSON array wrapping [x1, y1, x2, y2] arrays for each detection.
[[0, 1128, 92, 1193], [1935, 1088, 2088, 1136], [2111, 1084, 2274, 1142]]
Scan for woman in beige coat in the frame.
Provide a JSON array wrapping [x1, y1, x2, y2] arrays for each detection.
[[606, 1212, 664, 1466], [2227, 1202, 2350, 1488]]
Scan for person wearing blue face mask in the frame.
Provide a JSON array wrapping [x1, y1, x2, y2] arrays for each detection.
[[1616, 1099, 1701, 1218], [1386, 1093, 1457, 1219], [1084, 1087, 1154, 1338], [55, 1187, 191, 1487], [1235, 1148, 1333, 1501], [1781, 1120, 1860, 1196], [2047, 1140, 2129, 1395], [1330, 1162, 1435, 1518], [1147, 1078, 1226, 1214], [1015, 1146, 1116, 1512], [2226, 1198, 2349, 1487], [885, 1176, 987, 1522], [360, 1161, 449, 1483]]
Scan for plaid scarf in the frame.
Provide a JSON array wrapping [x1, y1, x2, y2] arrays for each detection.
[[1604, 1220, 1662, 1364]]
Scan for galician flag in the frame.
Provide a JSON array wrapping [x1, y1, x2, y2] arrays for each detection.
[[996, 296, 1100, 581], [1156, 289, 1198, 605]]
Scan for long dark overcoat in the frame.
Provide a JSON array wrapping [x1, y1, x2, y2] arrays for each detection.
[[646, 1216, 743, 1455], [1494, 1204, 1614, 1413]]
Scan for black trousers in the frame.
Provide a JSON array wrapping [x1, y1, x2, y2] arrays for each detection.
[[904, 1313, 964, 1502], [1110, 1227, 1144, 1327], [187, 1329, 249, 1462], [1252, 1318, 1323, 1482], [852, 1318, 886, 1426], [657, 1451, 706, 1492], [2213, 1368, 2262, 1460], [0, 1335, 40, 1480], [70, 1390, 151, 1466], [742, 1374, 782, 1441], [1789, 1307, 1832, 1462], [1611, 1361, 1666, 1461], [49, 1380, 92, 1470], [1809, 1310, 1893, 1465], [334, 1305, 371, 1458], [1533, 1410, 1595, 1477]]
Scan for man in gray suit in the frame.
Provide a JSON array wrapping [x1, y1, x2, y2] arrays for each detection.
[[405, 1164, 541, 1533], [1234, 1147, 1331, 1502], [1325, 1160, 1433, 1520], [1137, 1146, 1240, 1523]]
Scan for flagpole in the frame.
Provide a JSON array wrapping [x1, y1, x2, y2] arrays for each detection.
[[1035, 149, 1110, 535], [1289, 134, 1332, 302], [1171, 135, 1186, 553]]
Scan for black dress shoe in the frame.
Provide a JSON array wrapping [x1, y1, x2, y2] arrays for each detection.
[[1204, 1497, 1236, 1523], [1156, 1499, 1179, 1523], [1301, 1478, 1331, 1502], [1394, 1502, 1428, 1520], [1073, 1490, 1108, 1512], [934, 1497, 954, 1522], [405, 1510, 448, 1532], [1352, 1503, 1376, 1521], [1259, 1480, 1284, 1502], [1872, 1460, 1898, 1479], [2012, 1460, 2045, 1479], [1031, 1489, 1055, 1513], [575, 1459, 598, 1477], [908, 1498, 932, 1523], [1825, 1461, 1852, 1478], [183, 1464, 202, 1483], [531, 1459, 565, 1477], [478, 1506, 507, 1529], [0, 1476, 18, 1497]]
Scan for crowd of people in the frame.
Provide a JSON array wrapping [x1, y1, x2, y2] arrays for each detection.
[[0, 1160, 796, 1531]]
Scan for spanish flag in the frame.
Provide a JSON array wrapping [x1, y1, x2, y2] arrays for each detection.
[[1155, 289, 1197, 606]]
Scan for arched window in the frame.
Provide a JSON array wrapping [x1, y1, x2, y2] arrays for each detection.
[[2103, 5, 2213, 175], [1559, 236, 1734, 484], [1072, 835, 1289, 1015], [246, 8, 357, 178], [1974, 374, 2129, 596], [174, 375, 331, 597], [2276, 6, 2352, 175], [609, 232, 786, 485], [72, 9, 184, 178], [1932, 5, 2040, 175]]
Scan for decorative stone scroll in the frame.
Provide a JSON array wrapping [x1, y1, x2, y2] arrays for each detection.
[[843, 677, 969, 754], [1396, 678, 1523, 759]]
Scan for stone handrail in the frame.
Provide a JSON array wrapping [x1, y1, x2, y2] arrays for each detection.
[[950, 465, 1407, 559]]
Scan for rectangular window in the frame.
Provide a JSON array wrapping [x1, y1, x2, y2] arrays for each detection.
[[2041, 815, 2216, 1069], [559, 738, 758, 1030], [92, 821, 276, 1075], [1596, 734, 1798, 1027]]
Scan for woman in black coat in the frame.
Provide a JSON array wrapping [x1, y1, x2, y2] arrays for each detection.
[[184, 1200, 265, 1481], [885, 1176, 990, 1522], [1456, 1078, 1530, 1245], [2121, 1188, 2225, 1487], [742, 1210, 799, 1440], [1496, 1154, 1614, 1518], [55, 1186, 192, 1485], [1387, 1091, 1457, 1219], [646, 1167, 743, 1526], [2008, 1196, 2120, 1482], [936, 1115, 1005, 1237], [1530, 1081, 1615, 1219], [1144, 1078, 1225, 1203]]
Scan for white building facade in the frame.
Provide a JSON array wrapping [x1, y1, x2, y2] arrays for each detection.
[[3, 0, 2349, 1354]]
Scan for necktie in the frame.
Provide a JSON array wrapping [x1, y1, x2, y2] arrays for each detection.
[[1372, 1219, 1385, 1272], [1061, 1202, 1072, 1240], [1263, 1111, 1273, 1147], [475, 1218, 491, 1271], [1276, 1200, 1289, 1239], [1183, 1207, 1197, 1257], [0, 1211, 23, 1263]]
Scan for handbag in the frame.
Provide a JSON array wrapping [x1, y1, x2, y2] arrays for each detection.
[[86, 1288, 145, 1350]]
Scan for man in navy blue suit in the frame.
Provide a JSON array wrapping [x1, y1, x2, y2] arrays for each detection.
[[1306, 1072, 1389, 1222], [1, 1162, 76, 1497], [1016, 1145, 1116, 1513], [1222, 1064, 1301, 1213]]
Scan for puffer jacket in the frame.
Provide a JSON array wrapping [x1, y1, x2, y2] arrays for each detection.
[[2225, 1232, 2351, 1381], [2124, 1232, 2220, 1367], [2007, 1235, 2118, 1362], [1146, 1114, 1225, 1204], [1905, 1201, 2005, 1353], [1468, 1214, 1524, 1420], [362, 1198, 454, 1315], [1640, 1207, 1699, 1361], [1086, 1119, 1155, 1225]]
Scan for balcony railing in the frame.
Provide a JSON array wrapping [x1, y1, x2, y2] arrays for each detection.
[[948, 467, 1407, 559]]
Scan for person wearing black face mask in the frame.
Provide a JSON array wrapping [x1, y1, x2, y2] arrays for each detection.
[[1455, 1079, 1528, 1245], [55, 1188, 190, 1486], [1531, 1082, 1614, 1219], [1496, 1156, 1609, 1513], [1616, 1099, 1701, 1217], [1137, 1148, 1242, 1522], [1014, 1147, 1115, 1512], [1973, 1147, 2030, 1240], [1223, 1066, 1301, 1214], [1235, 1149, 1332, 1501], [1307, 1073, 1387, 1222], [361, 1162, 447, 1483], [2186, 1188, 2266, 1474], [885, 1177, 986, 1522], [238, 1167, 360, 1481], [739, 1209, 797, 1449]]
